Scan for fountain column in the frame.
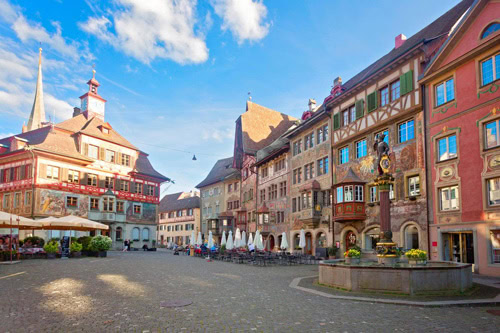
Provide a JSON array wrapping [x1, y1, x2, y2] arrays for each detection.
[[375, 173, 397, 264]]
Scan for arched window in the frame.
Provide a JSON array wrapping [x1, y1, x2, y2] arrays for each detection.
[[132, 227, 140, 241], [481, 23, 500, 39], [316, 232, 327, 248], [404, 225, 419, 250], [364, 227, 380, 251], [142, 228, 150, 241], [116, 227, 122, 240]]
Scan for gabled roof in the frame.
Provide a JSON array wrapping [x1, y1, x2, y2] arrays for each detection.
[[196, 157, 239, 188], [159, 192, 200, 212], [325, 0, 474, 105], [56, 113, 137, 150], [133, 152, 170, 182], [338, 168, 365, 184]]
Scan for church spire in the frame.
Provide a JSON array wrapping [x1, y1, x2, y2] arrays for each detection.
[[27, 47, 46, 132]]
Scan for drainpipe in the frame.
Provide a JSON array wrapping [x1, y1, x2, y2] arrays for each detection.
[[422, 84, 432, 259], [26, 146, 36, 223]]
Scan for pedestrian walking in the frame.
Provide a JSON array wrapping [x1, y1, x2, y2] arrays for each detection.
[[123, 239, 128, 252]]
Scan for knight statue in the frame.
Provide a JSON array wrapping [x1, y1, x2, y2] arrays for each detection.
[[373, 133, 390, 175]]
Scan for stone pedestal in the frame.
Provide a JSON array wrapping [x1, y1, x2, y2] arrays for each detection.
[[375, 174, 397, 258]]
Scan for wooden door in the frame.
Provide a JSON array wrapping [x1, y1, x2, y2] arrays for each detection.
[[305, 233, 312, 255]]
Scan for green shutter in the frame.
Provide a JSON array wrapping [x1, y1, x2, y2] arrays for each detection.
[[405, 70, 413, 93], [400, 73, 407, 95], [355, 99, 364, 119], [333, 113, 340, 130], [367, 92, 378, 112]]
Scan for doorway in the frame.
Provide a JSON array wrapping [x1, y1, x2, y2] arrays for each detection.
[[269, 235, 275, 251], [443, 232, 474, 264], [305, 232, 313, 255], [345, 231, 357, 251]]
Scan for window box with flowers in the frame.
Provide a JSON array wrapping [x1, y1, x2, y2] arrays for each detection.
[[344, 248, 361, 264], [405, 249, 427, 265]]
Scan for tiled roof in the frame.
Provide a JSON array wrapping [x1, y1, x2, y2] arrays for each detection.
[[255, 136, 289, 165], [159, 192, 200, 212], [338, 168, 365, 184], [196, 157, 239, 188], [133, 152, 170, 181], [240, 101, 297, 154], [325, 0, 474, 104]]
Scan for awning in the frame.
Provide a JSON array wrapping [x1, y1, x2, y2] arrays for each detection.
[[0, 211, 43, 230]]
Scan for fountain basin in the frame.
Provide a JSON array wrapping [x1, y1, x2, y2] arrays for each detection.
[[319, 260, 472, 295]]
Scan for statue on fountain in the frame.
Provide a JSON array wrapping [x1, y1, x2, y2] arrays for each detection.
[[373, 133, 390, 176]]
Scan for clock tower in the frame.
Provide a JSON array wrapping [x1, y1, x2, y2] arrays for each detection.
[[80, 69, 106, 121]]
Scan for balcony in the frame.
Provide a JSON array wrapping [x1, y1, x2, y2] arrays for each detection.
[[298, 207, 322, 229], [333, 202, 366, 222]]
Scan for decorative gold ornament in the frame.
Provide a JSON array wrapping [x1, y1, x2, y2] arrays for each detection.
[[379, 155, 391, 174]]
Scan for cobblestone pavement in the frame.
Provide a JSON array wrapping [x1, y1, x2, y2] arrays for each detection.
[[1, 251, 499, 332]]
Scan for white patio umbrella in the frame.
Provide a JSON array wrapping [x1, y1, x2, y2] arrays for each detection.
[[39, 215, 109, 232], [0, 211, 42, 230], [247, 232, 253, 246], [234, 228, 241, 248], [190, 231, 196, 245], [221, 230, 227, 246], [196, 231, 203, 246], [226, 230, 234, 250], [299, 229, 306, 249], [280, 232, 289, 250], [241, 231, 246, 247], [207, 231, 214, 248], [254, 230, 264, 251], [258, 234, 264, 251]]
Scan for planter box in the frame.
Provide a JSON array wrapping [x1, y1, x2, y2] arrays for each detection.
[[97, 251, 107, 258], [408, 259, 427, 265]]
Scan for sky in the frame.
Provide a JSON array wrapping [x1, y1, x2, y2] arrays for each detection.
[[0, 0, 461, 196]]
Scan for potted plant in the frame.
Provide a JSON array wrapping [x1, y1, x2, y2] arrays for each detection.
[[405, 249, 427, 265], [344, 248, 361, 264], [89, 235, 112, 257], [328, 246, 338, 259], [70, 242, 83, 258], [44, 241, 59, 259]]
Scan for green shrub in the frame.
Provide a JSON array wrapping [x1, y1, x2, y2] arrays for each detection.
[[77, 236, 92, 251], [49, 237, 60, 243], [70, 242, 83, 253], [89, 235, 112, 252], [43, 241, 59, 254]]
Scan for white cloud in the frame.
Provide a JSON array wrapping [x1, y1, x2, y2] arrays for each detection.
[[211, 0, 270, 44], [79, 0, 209, 64]]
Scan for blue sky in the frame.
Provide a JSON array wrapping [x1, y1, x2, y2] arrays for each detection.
[[0, 0, 461, 196]]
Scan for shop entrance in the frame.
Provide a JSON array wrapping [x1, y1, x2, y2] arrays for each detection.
[[443, 232, 474, 264]]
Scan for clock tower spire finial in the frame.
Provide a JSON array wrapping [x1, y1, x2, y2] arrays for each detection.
[[79, 65, 106, 121]]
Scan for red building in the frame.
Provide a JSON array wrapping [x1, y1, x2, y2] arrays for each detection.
[[421, 0, 500, 276]]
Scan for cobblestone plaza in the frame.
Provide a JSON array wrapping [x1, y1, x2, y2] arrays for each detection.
[[1, 252, 499, 332]]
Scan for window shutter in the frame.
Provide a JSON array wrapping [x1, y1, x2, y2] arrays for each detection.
[[39, 164, 46, 179], [20, 166, 26, 179], [100, 147, 105, 161], [355, 99, 364, 119], [405, 70, 414, 93], [400, 73, 407, 95], [0, 169, 4, 183], [367, 92, 378, 112], [84, 143, 89, 156], [116, 152, 122, 165], [10, 167, 15, 181], [98, 175, 105, 188], [333, 113, 340, 130], [61, 168, 68, 183]]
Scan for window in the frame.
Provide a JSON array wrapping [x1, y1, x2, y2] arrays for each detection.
[[438, 135, 457, 161], [491, 230, 500, 264], [279, 181, 287, 197], [228, 184, 232, 192], [116, 227, 122, 240], [188, 208, 193, 216], [481, 23, 500, 39], [135, 182, 143, 194], [487, 178, 500, 206], [276, 211, 285, 224], [274, 159, 286, 172], [293, 168, 302, 184], [339, 147, 349, 164], [408, 176, 420, 197], [13, 192, 21, 208], [46, 166, 59, 180], [302, 192, 312, 208], [260, 189, 266, 203], [356, 139, 367, 159], [25, 191, 32, 206], [317, 124, 328, 144], [147, 185, 155, 196], [228, 201, 233, 210], [88, 145, 98, 159], [105, 150, 115, 163], [134, 204, 142, 214], [293, 140, 302, 156], [87, 174, 97, 187], [105, 176, 114, 189], [404, 225, 419, 250], [142, 228, 150, 241], [269, 184, 278, 200], [304, 162, 314, 180], [364, 227, 380, 251], [342, 110, 349, 126], [66, 170, 79, 184], [349, 105, 356, 123], [103, 197, 114, 211], [261, 167, 268, 178], [369, 186, 377, 203], [234, 182, 239, 191], [117, 201, 125, 212], [90, 198, 99, 210], [481, 53, 500, 86], [306, 132, 315, 150], [376, 130, 389, 145], [398, 119, 415, 143], [177, 210, 182, 217], [119, 180, 130, 192], [323, 190, 331, 206], [439, 186, 459, 211], [317, 157, 328, 176], [132, 227, 140, 241], [336, 187, 343, 203], [354, 185, 363, 202], [3, 194, 10, 208], [380, 86, 389, 106], [292, 198, 298, 212], [344, 185, 353, 202], [121, 154, 131, 167], [234, 200, 239, 209], [66, 196, 78, 207], [391, 80, 400, 101], [435, 78, 454, 106]]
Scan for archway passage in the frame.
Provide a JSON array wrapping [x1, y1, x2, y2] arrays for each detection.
[[305, 232, 313, 255], [345, 231, 357, 251], [269, 235, 275, 251]]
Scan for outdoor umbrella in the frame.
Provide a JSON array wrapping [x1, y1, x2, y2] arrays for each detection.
[[221, 230, 227, 246], [0, 211, 42, 230], [235, 228, 241, 248], [190, 231, 196, 245], [254, 230, 263, 251], [226, 230, 234, 250], [247, 232, 253, 246], [39, 215, 109, 232], [299, 229, 306, 249], [207, 231, 214, 248], [280, 232, 289, 250], [241, 231, 246, 247], [196, 231, 203, 246], [258, 234, 264, 251]]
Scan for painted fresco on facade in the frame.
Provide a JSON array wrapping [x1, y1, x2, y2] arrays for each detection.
[[126, 202, 156, 223], [38, 189, 89, 217]]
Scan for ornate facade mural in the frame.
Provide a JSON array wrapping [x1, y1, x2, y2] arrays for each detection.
[[38, 189, 89, 217]]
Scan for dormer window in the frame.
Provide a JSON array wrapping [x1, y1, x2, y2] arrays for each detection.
[[103, 128, 109, 134]]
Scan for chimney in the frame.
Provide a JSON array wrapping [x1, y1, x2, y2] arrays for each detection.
[[308, 98, 317, 111], [334, 77, 342, 87], [73, 107, 81, 118], [395, 34, 407, 49]]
